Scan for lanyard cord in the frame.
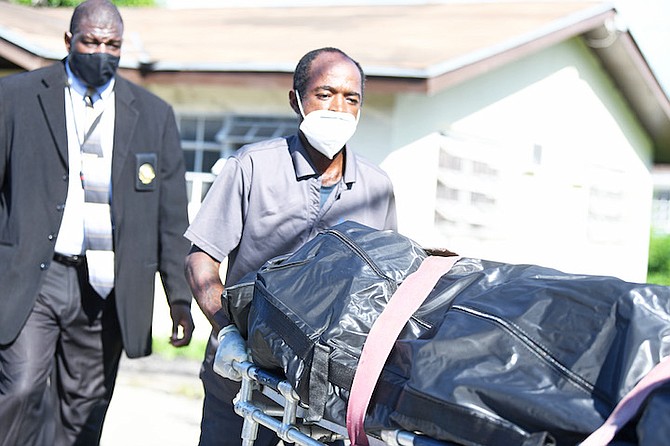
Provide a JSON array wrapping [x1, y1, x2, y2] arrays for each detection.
[[66, 85, 108, 193], [66, 85, 104, 148]]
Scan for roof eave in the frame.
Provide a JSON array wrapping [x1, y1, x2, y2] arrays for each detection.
[[417, 3, 621, 93], [3, 2, 669, 163], [584, 19, 670, 163], [0, 36, 55, 71], [391, 4, 670, 164]]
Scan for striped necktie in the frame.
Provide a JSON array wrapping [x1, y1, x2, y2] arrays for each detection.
[[81, 88, 115, 298]]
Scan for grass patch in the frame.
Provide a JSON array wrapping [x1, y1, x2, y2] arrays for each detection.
[[647, 232, 670, 286], [152, 336, 207, 361]]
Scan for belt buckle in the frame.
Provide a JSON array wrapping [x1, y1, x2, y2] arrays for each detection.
[[54, 253, 84, 267]]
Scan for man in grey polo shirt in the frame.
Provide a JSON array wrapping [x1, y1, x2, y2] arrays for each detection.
[[184, 47, 397, 446]]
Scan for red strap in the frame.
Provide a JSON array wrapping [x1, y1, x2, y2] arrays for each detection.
[[346, 255, 461, 446], [579, 355, 670, 446]]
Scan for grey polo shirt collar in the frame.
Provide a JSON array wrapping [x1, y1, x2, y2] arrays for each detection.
[[289, 134, 358, 186]]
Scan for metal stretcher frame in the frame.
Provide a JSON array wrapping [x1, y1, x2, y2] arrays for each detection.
[[232, 361, 453, 446]]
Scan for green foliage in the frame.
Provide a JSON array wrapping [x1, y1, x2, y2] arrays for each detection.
[[11, 0, 155, 6], [647, 232, 670, 285]]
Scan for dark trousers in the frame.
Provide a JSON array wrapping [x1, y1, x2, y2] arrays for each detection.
[[0, 260, 123, 446], [198, 331, 280, 446]]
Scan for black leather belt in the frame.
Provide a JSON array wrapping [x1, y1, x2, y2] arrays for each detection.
[[53, 253, 86, 267]]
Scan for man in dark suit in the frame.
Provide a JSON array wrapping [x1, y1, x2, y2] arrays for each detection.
[[0, 1, 194, 445]]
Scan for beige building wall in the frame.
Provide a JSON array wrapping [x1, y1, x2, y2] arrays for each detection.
[[382, 38, 654, 282]]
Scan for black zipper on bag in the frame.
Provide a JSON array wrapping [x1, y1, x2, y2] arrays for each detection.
[[451, 303, 613, 406], [324, 228, 435, 331], [323, 228, 391, 280]]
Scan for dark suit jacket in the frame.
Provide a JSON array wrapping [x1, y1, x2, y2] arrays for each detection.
[[0, 61, 192, 357]]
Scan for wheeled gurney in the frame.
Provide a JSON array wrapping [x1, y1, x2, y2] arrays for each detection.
[[223, 221, 670, 446], [230, 360, 452, 446]]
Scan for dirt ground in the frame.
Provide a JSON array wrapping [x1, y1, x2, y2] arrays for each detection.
[[101, 354, 204, 446]]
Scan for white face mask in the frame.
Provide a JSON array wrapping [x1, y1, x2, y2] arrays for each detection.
[[296, 92, 360, 159]]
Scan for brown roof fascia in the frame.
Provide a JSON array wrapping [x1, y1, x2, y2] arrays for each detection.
[[130, 6, 619, 96], [132, 68, 428, 95], [586, 22, 670, 163], [425, 8, 618, 95], [120, 69, 292, 90], [0, 38, 52, 71]]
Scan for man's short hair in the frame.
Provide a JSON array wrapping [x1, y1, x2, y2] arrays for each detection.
[[69, 0, 123, 35], [293, 47, 365, 102]]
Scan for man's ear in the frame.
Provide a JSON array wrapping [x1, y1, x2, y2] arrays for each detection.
[[288, 90, 300, 115], [64, 32, 72, 52]]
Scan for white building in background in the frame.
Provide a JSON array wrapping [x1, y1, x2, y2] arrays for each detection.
[[381, 43, 657, 281], [2, 1, 670, 284], [652, 167, 670, 234]]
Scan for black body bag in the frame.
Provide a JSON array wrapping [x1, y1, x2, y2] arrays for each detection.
[[226, 221, 670, 446]]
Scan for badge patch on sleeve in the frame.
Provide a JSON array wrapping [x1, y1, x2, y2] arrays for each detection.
[[135, 153, 157, 191]]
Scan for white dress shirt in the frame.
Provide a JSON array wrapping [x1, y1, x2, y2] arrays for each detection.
[[55, 62, 116, 256]]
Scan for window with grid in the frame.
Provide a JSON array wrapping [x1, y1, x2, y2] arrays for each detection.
[[177, 113, 297, 216], [176, 113, 297, 174]]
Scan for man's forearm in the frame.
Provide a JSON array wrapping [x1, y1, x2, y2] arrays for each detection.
[[184, 248, 228, 332]]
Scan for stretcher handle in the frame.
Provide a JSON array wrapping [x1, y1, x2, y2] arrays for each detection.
[[234, 361, 325, 446]]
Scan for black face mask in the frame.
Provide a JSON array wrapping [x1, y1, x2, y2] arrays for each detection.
[[68, 52, 120, 88]]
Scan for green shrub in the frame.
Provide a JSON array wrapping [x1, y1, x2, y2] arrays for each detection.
[[647, 232, 670, 285], [12, 0, 155, 7]]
